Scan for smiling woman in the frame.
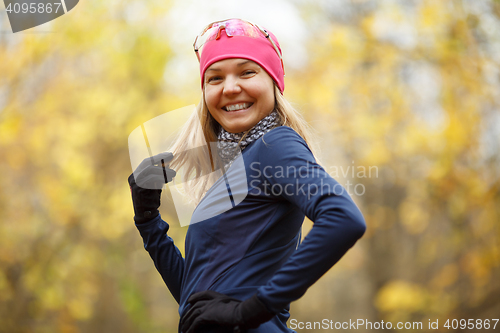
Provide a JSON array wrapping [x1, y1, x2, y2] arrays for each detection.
[[127, 18, 366, 333], [204, 58, 275, 133]]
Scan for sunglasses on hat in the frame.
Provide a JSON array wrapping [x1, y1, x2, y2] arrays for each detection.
[[193, 18, 285, 74]]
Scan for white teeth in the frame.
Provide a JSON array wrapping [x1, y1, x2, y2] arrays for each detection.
[[225, 103, 251, 111]]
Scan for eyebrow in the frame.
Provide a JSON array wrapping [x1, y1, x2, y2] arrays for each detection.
[[206, 60, 253, 72]]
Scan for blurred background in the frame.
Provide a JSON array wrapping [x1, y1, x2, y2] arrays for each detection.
[[1, 0, 499, 332]]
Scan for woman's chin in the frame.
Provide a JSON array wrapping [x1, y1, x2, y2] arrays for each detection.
[[220, 120, 254, 133]]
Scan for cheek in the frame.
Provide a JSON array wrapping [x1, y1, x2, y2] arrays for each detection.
[[258, 88, 275, 108], [204, 91, 221, 122], [251, 79, 274, 105], [204, 89, 219, 109]]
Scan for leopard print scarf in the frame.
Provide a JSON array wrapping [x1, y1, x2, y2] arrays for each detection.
[[217, 110, 281, 167]]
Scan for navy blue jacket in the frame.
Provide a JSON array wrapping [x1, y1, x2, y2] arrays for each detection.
[[135, 126, 366, 332]]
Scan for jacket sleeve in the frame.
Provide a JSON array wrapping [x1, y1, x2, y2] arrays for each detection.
[[135, 215, 185, 304], [255, 126, 366, 313]]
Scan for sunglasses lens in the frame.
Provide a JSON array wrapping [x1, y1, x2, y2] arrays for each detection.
[[224, 20, 260, 38], [195, 19, 261, 56]]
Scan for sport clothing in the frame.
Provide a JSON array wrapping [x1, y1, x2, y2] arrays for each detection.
[[135, 126, 366, 332]]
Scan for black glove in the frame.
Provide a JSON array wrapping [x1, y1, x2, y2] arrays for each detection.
[[128, 152, 176, 224], [180, 291, 276, 333]]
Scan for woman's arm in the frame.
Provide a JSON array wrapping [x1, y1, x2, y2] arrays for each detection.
[[255, 126, 366, 313], [128, 154, 184, 304], [135, 215, 185, 304]]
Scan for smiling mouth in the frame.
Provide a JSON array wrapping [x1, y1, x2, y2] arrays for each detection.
[[222, 103, 253, 112]]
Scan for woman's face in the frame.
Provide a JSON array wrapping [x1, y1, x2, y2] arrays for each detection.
[[204, 58, 275, 133]]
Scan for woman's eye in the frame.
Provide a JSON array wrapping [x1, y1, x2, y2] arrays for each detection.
[[243, 70, 255, 76], [207, 76, 222, 83]]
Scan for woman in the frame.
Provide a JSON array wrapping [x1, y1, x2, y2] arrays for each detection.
[[128, 18, 366, 333]]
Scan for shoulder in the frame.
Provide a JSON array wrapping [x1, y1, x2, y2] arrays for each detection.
[[262, 125, 301, 140], [254, 126, 314, 163], [260, 126, 309, 149]]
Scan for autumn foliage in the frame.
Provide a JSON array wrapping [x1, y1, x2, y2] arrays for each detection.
[[0, 1, 499, 332]]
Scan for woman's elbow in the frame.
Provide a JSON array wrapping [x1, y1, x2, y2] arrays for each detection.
[[348, 210, 366, 240]]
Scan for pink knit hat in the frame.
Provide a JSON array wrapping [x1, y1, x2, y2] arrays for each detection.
[[198, 22, 285, 93]]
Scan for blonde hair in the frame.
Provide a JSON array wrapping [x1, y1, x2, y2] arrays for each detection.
[[168, 84, 320, 205]]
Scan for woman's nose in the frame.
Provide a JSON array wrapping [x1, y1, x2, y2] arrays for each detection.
[[223, 76, 242, 95]]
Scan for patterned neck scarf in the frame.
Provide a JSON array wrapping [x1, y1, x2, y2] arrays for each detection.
[[217, 110, 281, 167]]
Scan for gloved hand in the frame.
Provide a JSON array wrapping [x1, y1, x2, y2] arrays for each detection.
[[180, 291, 276, 333], [128, 152, 176, 224]]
